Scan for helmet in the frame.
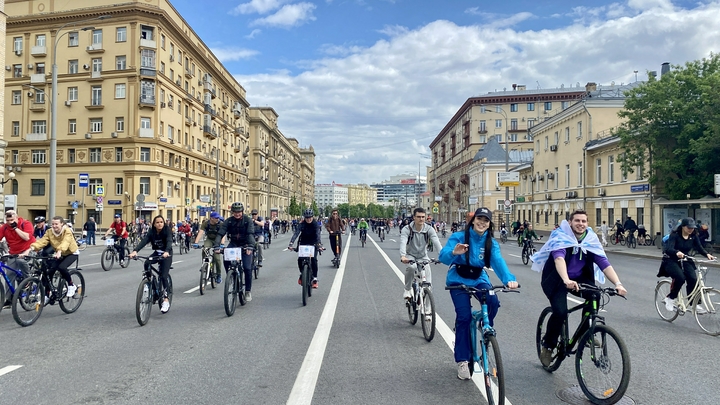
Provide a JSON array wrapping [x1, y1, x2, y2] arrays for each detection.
[[303, 209, 314, 218], [231, 202, 244, 212], [34, 216, 46, 223], [251, 209, 258, 215]]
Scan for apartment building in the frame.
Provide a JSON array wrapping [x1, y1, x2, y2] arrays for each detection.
[[346, 183, 377, 206], [3, 0, 313, 224], [0, 0, 8, 210], [429, 84, 587, 223], [314, 182, 348, 210]]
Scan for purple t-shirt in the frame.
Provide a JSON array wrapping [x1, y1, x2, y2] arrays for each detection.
[[551, 248, 611, 279]]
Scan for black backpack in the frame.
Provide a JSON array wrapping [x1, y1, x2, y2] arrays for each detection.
[[406, 225, 429, 245]]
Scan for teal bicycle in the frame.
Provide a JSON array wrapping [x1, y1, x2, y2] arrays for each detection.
[[446, 283, 520, 405]]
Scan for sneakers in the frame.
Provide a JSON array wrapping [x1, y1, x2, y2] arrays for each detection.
[[245, 291, 252, 302], [119, 260, 125, 266], [312, 278, 318, 289], [44, 296, 51, 306], [664, 297, 676, 312], [540, 347, 553, 367], [403, 289, 413, 300], [66, 284, 77, 298], [298, 276, 302, 285], [161, 299, 170, 313], [258, 262, 263, 268], [215, 275, 222, 284], [457, 361, 471, 380], [695, 304, 708, 315]]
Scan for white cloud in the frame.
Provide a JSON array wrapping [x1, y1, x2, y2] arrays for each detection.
[[250, 2, 317, 28], [230, 0, 286, 15], [245, 29, 263, 39], [236, 2, 720, 183], [211, 47, 260, 62]]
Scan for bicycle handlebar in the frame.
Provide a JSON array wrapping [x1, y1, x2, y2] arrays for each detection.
[[406, 258, 440, 265], [445, 283, 521, 293], [577, 283, 627, 299]]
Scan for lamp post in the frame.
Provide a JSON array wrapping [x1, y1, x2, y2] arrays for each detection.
[[50, 15, 111, 219], [483, 105, 510, 226]]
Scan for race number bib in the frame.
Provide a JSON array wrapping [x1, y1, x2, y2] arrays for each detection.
[[297, 245, 315, 257], [105, 238, 115, 246], [223, 247, 243, 261]]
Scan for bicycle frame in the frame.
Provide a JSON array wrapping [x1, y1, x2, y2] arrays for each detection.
[[561, 293, 604, 355], [673, 259, 711, 313], [0, 259, 27, 298], [470, 292, 498, 373]]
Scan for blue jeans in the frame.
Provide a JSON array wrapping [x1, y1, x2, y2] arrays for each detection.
[[87, 231, 96, 245], [449, 284, 500, 363], [223, 250, 253, 292]]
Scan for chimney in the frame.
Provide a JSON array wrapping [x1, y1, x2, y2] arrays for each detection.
[[512, 84, 517, 90], [585, 82, 597, 92], [661, 62, 670, 77]]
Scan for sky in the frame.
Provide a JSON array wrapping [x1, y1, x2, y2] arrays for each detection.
[[169, 0, 720, 184]]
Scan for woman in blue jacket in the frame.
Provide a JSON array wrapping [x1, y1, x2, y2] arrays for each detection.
[[439, 207, 519, 380]]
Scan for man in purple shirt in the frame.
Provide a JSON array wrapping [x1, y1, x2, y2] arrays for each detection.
[[539, 209, 627, 367]]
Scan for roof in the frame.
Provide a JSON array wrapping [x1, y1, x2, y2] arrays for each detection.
[[472, 137, 534, 164]]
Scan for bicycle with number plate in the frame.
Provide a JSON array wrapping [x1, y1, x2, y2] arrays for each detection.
[[133, 254, 174, 326], [406, 258, 439, 341], [101, 237, 131, 271], [446, 282, 520, 405], [536, 283, 630, 405], [223, 246, 250, 317], [288, 245, 323, 306]]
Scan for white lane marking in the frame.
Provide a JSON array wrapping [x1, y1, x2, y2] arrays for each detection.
[[184, 285, 201, 294], [371, 238, 515, 405], [508, 254, 521, 258], [286, 234, 351, 405], [0, 365, 23, 377]]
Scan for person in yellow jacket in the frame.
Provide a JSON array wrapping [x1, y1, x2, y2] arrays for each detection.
[[29, 216, 79, 298]]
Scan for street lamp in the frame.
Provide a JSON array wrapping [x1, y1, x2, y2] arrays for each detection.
[[49, 15, 112, 219], [1, 171, 16, 186], [483, 105, 510, 226]]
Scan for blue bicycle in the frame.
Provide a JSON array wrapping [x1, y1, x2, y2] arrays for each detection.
[[446, 283, 520, 405], [0, 254, 28, 312]]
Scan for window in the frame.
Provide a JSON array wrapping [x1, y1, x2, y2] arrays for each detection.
[[565, 165, 570, 188], [565, 127, 570, 143], [527, 102, 535, 111], [92, 58, 102, 72], [495, 134, 502, 142], [544, 102, 552, 111], [116, 27, 127, 42], [116, 55, 126, 70], [67, 179, 76, 195], [68, 87, 78, 101], [68, 32, 79, 47], [160, 34, 166, 49], [36, 63, 45, 74], [35, 34, 46, 46], [554, 131, 559, 146], [31, 179, 46, 196], [139, 177, 150, 195], [69, 119, 77, 134], [12, 122, 20, 137], [561, 101, 569, 110], [13, 37, 22, 52], [115, 147, 123, 162], [510, 119, 518, 131], [479, 120, 486, 132], [140, 147, 151, 162], [12, 150, 19, 164], [544, 136, 548, 150], [115, 178, 124, 195], [116, 117, 125, 132], [578, 161, 583, 187], [510, 103, 518, 112], [13, 65, 22, 78], [140, 25, 154, 40], [554, 167, 559, 189], [31, 120, 47, 134], [577, 121, 583, 138], [527, 118, 535, 128], [536, 139, 540, 153], [608, 155, 615, 183], [115, 84, 126, 99], [89, 178, 103, 195], [90, 148, 101, 163], [168, 95, 173, 109], [68, 60, 79, 74], [68, 149, 76, 163], [91, 86, 102, 106], [141, 49, 155, 68], [12, 91, 21, 105], [167, 125, 174, 140], [167, 181, 173, 198], [141, 117, 151, 129], [90, 118, 103, 133], [32, 150, 46, 164], [509, 133, 518, 142], [495, 119, 502, 128], [92, 29, 102, 46], [480, 105, 486, 113], [160, 62, 165, 74], [495, 105, 502, 113]]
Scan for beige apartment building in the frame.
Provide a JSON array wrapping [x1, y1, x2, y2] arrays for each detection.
[[3, 0, 313, 225], [0, 0, 8, 211], [429, 85, 586, 223], [346, 183, 377, 206]]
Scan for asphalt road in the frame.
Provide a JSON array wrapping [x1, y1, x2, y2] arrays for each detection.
[[1, 230, 719, 405]]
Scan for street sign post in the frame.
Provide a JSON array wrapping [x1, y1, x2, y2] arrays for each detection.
[[79, 173, 89, 188], [498, 172, 520, 187], [96, 185, 105, 196]]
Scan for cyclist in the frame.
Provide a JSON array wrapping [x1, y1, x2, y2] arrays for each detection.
[[104, 214, 129, 266], [29, 216, 80, 301], [288, 209, 323, 288], [129, 215, 174, 313], [358, 218, 369, 241], [178, 220, 192, 251], [532, 209, 626, 367], [376, 218, 387, 239], [522, 224, 541, 254], [1, 210, 35, 304], [263, 217, 272, 244], [439, 207, 518, 380], [218, 203, 255, 302], [623, 215, 638, 244], [499, 221, 508, 240], [349, 218, 357, 235], [33, 216, 49, 238], [400, 208, 442, 300], [325, 209, 345, 264], [193, 212, 224, 284], [613, 219, 624, 244], [637, 224, 648, 244], [659, 217, 715, 312], [191, 218, 200, 240], [250, 209, 264, 268]]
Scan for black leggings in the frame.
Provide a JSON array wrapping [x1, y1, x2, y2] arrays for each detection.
[[44, 255, 77, 295], [664, 260, 697, 300], [145, 254, 172, 296]]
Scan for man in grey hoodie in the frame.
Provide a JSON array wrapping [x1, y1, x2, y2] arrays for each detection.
[[400, 207, 443, 300]]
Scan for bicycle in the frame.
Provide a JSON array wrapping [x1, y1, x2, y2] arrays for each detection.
[[75, 235, 87, 251], [223, 246, 250, 317], [654, 257, 720, 335], [536, 283, 630, 405], [446, 283, 520, 405], [12, 255, 85, 327], [251, 242, 260, 279], [625, 231, 636, 249], [610, 231, 625, 246], [0, 255, 29, 314], [196, 246, 218, 295], [378, 226, 385, 242], [359, 229, 367, 248], [499, 230, 508, 244], [100, 237, 131, 271], [177, 233, 189, 255], [289, 245, 323, 306], [405, 258, 438, 342], [521, 238, 540, 265], [133, 255, 174, 326]]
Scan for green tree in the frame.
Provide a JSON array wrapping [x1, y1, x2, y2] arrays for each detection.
[[384, 205, 395, 218], [288, 196, 300, 217], [336, 203, 350, 218], [311, 201, 319, 216], [616, 55, 720, 199]]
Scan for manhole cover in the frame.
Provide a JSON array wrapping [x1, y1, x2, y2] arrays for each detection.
[[557, 385, 635, 405]]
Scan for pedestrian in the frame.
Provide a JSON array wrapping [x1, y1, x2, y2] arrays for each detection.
[[83, 217, 97, 245]]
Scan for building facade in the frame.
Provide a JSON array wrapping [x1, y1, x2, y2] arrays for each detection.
[[0, 0, 8, 212], [3, 0, 313, 225], [371, 174, 426, 205], [346, 183, 377, 206], [314, 183, 348, 210]]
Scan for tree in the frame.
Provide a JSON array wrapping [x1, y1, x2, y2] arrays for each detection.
[[384, 205, 395, 218], [616, 54, 720, 199], [288, 196, 300, 217], [337, 203, 350, 218], [310, 201, 319, 217]]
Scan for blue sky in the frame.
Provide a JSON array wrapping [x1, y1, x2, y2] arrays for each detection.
[[169, 0, 719, 184]]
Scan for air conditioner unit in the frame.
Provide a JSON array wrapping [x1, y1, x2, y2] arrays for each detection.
[[27, 63, 34, 70], [169, 55, 174, 62], [111, 132, 118, 138], [83, 64, 90, 70], [160, 102, 166, 108], [176, 79, 181, 85], [14, 166, 22, 172], [550, 145, 558, 152], [4, 66, 10, 71], [174, 183, 180, 190], [530, 175, 536, 182], [202, 170, 207, 175], [545, 193, 552, 200], [547, 173, 555, 180], [85, 133, 92, 139], [169, 139, 174, 144], [193, 121, 197, 126], [64, 100, 72, 106], [86, 46, 94, 51], [15, 50, 22, 56], [538, 175, 545, 181], [566, 191, 578, 199], [598, 188, 606, 197]]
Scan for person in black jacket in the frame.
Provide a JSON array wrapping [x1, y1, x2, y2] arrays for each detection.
[[288, 209, 323, 288], [217, 202, 256, 302], [129, 215, 174, 313], [660, 218, 716, 313]]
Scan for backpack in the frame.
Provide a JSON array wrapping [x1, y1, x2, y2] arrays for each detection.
[[662, 233, 671, 252], [406, 224, 429, 245]]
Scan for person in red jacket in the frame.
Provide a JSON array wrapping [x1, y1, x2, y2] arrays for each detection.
[[178, 220, 192, 251], [0, 210, 35, 305], [104, 214, 129, 265]]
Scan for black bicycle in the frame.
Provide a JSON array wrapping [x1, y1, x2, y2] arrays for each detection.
[[625, 231, 637, 249], [134, 255, 174, 326], [12, 255, 85, 327], [406, 258, 439, 341], [223, 246, 250, 316], [359, 229, 367, 248], [289, 245, 322, 306], [521, 238, 541, 265], [536, 283, 630, 405], [101, 237, 131, 271]]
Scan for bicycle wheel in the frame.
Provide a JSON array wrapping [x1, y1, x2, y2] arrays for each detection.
[[78, 240, 87, 251], [482, 334, 505, 405], [12, 277, 44, 327], [420, 288, 436, 342], [654, 280, 679, 322], [101, 248, 115, 271], [135, 279, 152, 326], [301, 263, 309, 306], [199, 263, 208, 295], [0, 285, 4, 315], [575, 325, 631, 405], [224, 270, 238, 316], [408, 285, 419, 325], [522, 249, 529, 265], [361, 236, 365, 248], [619, 235, 625, 246], [609, 236, 617, 245], [209, 263, 217, 289], [120, 247, 131, 268], [166, 274, 173, 306], [58, 270, 85, 314], [694, 287, 720, 335], [253, 254, 259, 279], [536, 306, 564, 372]]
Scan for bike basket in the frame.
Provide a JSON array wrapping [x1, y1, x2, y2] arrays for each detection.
[[298, 245, 315, 257], [105, 238, 115, 246], [223, 247, 243, 261]]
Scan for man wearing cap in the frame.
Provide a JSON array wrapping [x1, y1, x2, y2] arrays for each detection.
[[105, 214, 129, 265], [250, 209, 264, 268], [194, 212, 224, 284], [34, 216, 49, 239], [0, 210, 35, 306]]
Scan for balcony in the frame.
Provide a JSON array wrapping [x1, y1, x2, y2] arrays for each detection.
[[138, 127, 154, 138], [139, 67, 156, 77], [31, 46, 47, 56], [443, 193, 449, 203], [185, 117, 192, 126], [139, 38, 156, 49], [203, 125, 217, 139], [26, 133, 48, 141], [460, 174, 469, 185], [235, 127, 244, 136], [454, 190, 461, 202], [30, 74, 46, 84], [86, 44, 104, 54], [29, 102, 46, 112], [203, 82, 212, 93], [139, 96, 156, 109], [85, 99, 104, 110], [184, 68, 192, 78], [185, 92, 193, 102], [438, 183, 445, 192], [88, 71, 103, 81], [448, 179, 456, 189]]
